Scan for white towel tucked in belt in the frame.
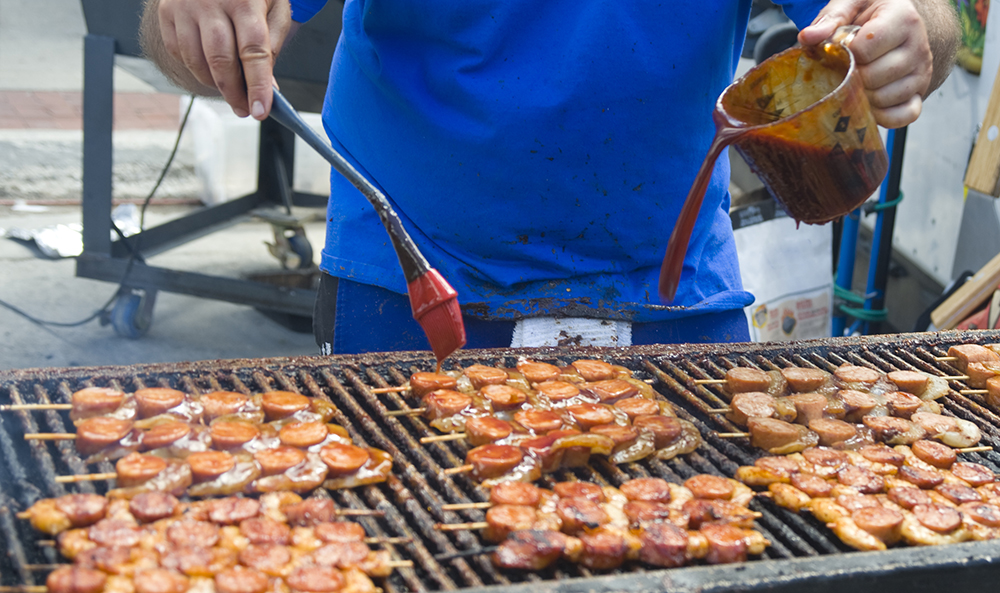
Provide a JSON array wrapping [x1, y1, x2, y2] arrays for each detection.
[[510, 318, 632, 348]]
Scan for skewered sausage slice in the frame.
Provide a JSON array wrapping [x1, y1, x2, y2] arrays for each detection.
[[53, 494, 107, 527], [910, 439, 957, 469], [71, 387, 126, 418], [319, 443, 370, 476], [75, 417, 134, 456], [685, 475, 735, 500], [513, 409, 563, 433], [465, 416, 513, 446], [633, 415, 683, 449], [215, 566, 269, 593], [260, 391, 310, 421], [479, 385, 527, 411], [210, 421, 260, 449], [553, 481, 606, 503], [47, 566, 107, 593], [279, 421, 329, 448], [516, 360, 561, 383], [781, 367, 830, 393], [535, 380, 581, 402], [490, 481, 543, 507], [200, 391, 251, 420], [571, 359, 616, 382], [141, 421, 192, 451], [116, 452, 168, 486], [614, 397, 660, 419], [188, 450, 236, 482], [464, 365, 508, 389], [466, 444, 524, 480], [134, 387, 187, 418], [410, 372, 458, 397], [620, 477, 672, 503], [129, 491, 180, 523]]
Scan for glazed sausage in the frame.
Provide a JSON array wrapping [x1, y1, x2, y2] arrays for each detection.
[[852, 507, 903, 544], [755, 455, 802, 477], [723, 367, 772, 394], [862, 415, 926, 445], [887, 486, 933, 509], [168, 519, 220, 547], [516, 360, 562, 383], [134, 387, 186, 418], [781, 367, 830, 393], [887, 370, 929, 394], [135, 568, 189, 593], [466, 444, 524, 480], [836, 466, 884, 494], [837, 389, 878, 422], [88, 518, 141, 547], [809, 418, 857, 447], [614, 397, 660, 419], [553, 481, 606, 502], [75, 545, 132, 573], [254, 446, 307, 476], [513, 409, 564, 433], [790, 472, 834, 498], [207, 497, 261, 525], [619, 477, 672, 503], [727, 392, 778, 426], [465, 416, 513, 446], [884, 391, 922, 419], [858, 444, 905, 467], [210, 421, 260, 449], [260, 391, 310, 421], [535, 380, 581, 402], [282, 499, 334, 527], [319, 443, 370, 476], [485, 505, 538, 541], [571, 359, 616, 382], [834, 365, 881, 386], [623, 500, 673, 524], [116, 452, 168, 486], [589, 423, 639, 447], [700, 524, 750, 565], [898, 465, 945, 489], [633, 415, 683, 449], [685, 475, 735, 500], [960, 502, 1000, 527], [278, 421, 329, 448], [240, 516, 291, 545], [187, 450, 236, 482], [239, 543, 290, 576], [584, 379, 638, 403], [836, 494, 881, 512], [946, 344, 1000, 373], [492, 530, 568, 571], [214, 567, 269, 593], [410, 372, 458, 397], [802, 447, 849, 469], [47, 566, 107, 593], [912, 502, 963, 533], [53, 494, 107, 527], [556, 497, 610, 533], [479, 385, 527, 411], [308, 541, 369, 568], [464, 364, 508, 389], [423, 390, 473, 419], [315, 521, 367, 542], [490, 481, 543, 507], [747, 417, 818, 453], [71, 387, 125, 418], [200, 391, 251, 420], [910, 439, 956, 469], [578, 529, 628, 570], [75, 417, 134, 456], [952, 462, 997, 487], [287, 566, 345, 592], [129, 491, 180, 523], [787, 392, 828, 425], [936, 483, 983, 505], [638, 523, 688, 568], [141, 421, 192, 451]]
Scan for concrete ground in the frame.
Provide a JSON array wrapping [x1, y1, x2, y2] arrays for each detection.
[[0, 0, 324, 371]]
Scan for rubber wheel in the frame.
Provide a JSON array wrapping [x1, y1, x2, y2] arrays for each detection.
[[288, 233, 314, 269], [753, 21, 801, 65], [110, 289, 156, 339]]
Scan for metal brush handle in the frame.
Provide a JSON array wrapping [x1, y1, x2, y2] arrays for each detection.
[[268, 88, 430, 282]]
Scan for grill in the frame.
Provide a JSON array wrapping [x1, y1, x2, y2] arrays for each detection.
[[3, 329, 1000, 593]]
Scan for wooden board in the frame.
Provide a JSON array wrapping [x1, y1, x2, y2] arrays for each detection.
[[931, 250, 1000, 329], [966, 61, 1000, 196]]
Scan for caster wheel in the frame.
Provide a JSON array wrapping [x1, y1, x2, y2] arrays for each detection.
[[110, 288, 157, 339], [287, 232, 314, 269], [753, 21, 800, 64]]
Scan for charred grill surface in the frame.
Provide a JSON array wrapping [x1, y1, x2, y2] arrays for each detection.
[[1, 329, 1000, 592]]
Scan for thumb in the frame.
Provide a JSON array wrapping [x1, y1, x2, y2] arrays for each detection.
[[798, 0, 864, 46]]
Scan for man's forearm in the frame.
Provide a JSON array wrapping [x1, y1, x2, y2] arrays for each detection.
[[915, 0, 961, 95], [139, 0, 221, 97]]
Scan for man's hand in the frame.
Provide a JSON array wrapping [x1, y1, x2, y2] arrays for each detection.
[[798, 0, 959, 128], [140, 0, 292, 120]]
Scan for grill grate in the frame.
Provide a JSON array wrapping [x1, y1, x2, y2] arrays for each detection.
[[2, 329, 1000, 592]]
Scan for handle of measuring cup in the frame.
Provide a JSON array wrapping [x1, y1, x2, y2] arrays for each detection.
[[829, 25, 860, 48]]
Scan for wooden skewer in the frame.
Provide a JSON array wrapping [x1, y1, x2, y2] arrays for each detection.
[[364, 536, 413, 545], [961, 389, 988, 394], [705, 408, 731, 414], [421, 433, 467, 444], [385, 408, 426, 417], [24, 433, 75, 441], [435, 547, 499, 561], [16, 511, 30, 520], [441, 502, 492, 511], [935, 356, 958, 362], [0, 404, 72, 411], [442, 464, 474, 476], [715, 432, 750, 438], [957, 446, 994, 453], [371, 386, 409, 394], [0, 586, 47, 593], [333, 509, 385, 517], [435, 521, 488, 531], [693, 379, 727, 385], [943, 375, 970, 381], [55, 472, 116, 483], [385, 560, 414, 569]]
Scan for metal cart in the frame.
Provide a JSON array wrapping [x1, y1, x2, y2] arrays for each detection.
[[75, 0, 342, 337]]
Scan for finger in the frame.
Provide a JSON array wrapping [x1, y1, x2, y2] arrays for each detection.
[[158, 3, 181, 60], [174, 14, 219, 93], [231, 3, 277, 120], [798, 0, 865, 46], [865, 72, 927, 111], [855, 47, 919, 94], [871, 94, 922, 129], [200, 15, 251, 115]]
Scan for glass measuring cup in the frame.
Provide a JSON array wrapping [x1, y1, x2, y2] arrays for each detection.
[[658, 26, 889, 302]]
